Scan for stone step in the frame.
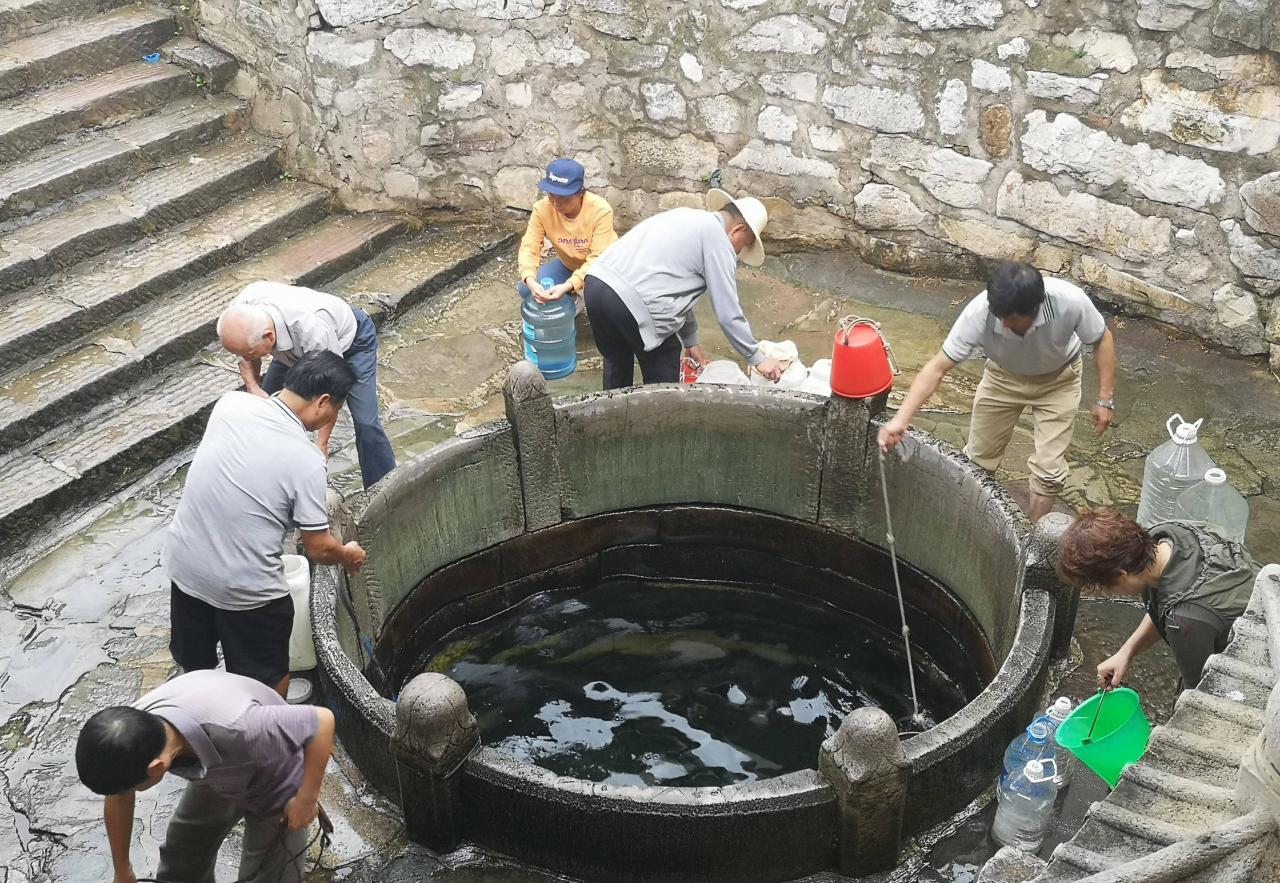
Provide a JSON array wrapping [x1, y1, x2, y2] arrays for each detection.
[[0, 136, 281, 299], [0, 212, 406, 450], [0, 4, 175, 100], [0, 59, 194, 164], [0, 92, 243, 219], [329, 222, 521, 321], [1086, 800, 1198, 847], [0, 360, 239, 551], [0, 0, 135, 44], [1198, 652, 1275, 709], [0, 179, 330, 389]]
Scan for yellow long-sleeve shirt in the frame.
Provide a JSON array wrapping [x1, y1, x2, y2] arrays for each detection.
[[517, 191, 617, 293]]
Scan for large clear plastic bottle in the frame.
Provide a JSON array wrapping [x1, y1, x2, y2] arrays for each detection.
[[1000, 721, 1054, 785], [1136, 415, 1216, 527], [1175, 468, 1250, 544], [521, 276, 577, 380], [992, 759, 1058, 852]]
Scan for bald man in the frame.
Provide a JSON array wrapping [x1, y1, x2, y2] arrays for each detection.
[[218, 282, 395, 488]]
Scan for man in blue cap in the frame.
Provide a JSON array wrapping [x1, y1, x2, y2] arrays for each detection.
[[517, 157, 617, 312]]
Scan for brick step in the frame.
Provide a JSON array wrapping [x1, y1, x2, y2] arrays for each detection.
[[0, 176, 328, 370], [0, 212, 407, 450], [0, 92, 242, 219], [0, 59, 195, 164], [0, 135, 281, 302], [0, 0, 135, 44], [0, 4, 175, 100], [0, 221, 514, 551], [0, 359, 240, 551], [329, 221, 521, 321]]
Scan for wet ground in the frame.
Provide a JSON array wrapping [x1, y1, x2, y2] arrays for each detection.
[[1, 245, 1277, 882]]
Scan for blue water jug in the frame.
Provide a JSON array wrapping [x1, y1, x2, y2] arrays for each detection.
[[522, 276, 577, 380], [1000, 721, 1054, 785]]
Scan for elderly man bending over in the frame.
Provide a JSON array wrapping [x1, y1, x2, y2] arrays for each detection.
[[218, 281, 395, 488]]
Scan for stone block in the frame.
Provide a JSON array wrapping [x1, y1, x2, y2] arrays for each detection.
[[971, 59, 1011, 93], [808, 125, 845, 152], [940, 217, 1037, 262], [504, 82, 532, 108], [1025, 71, 1106, 105], [1212, 284, 1268, 354], [854, 183, 926, 230], [1079, 255, 1199, 314], [678, 53, 703, 82], [695, 95, 743, 135], [1136, 0, 1213, 31], [640, 82, 685, 121], [440, 84, 483, 111], [760, 71, 819, 103], [384, 28, 476, 69], [306, 31, 377, 69], [729, 140, 838, 180], [977, 846, 1047, 882], [1222, 220, 1280, 281], [856, 34, 935, 57], [864, 136, 991, 209], [493, 165, 541, 209], [889, 0, 1004, 30], [317, 0, 416, 26], [997, 38, 1030, 61], [935, 78, 967, 137], [980, 104, 1012, 157], [430, 0, 548, 19], [605, 41, 668, 74], [1212, 0, 1275, 50], [1121, 68, 1280, 155], [504, 361, 562, 530], [1063, 29, 1138, 72], [734, 15, 827, 54], [1020, 110, 1226, 209], [996, 171, 1172, 263], [822, 84, 924, 133], [758, 105, 798, 142], [1241, 171, 1280, 236], [168, 42, 239, 91], [623, 130, 718, 181]]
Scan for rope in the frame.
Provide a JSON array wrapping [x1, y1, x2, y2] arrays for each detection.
[[877, 446, 922, 724]]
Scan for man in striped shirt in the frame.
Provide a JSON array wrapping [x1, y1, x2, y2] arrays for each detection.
[[879, 262, 1117, 523]]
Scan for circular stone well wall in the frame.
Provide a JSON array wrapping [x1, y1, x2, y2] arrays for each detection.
[[314, 364, 1075, 882]]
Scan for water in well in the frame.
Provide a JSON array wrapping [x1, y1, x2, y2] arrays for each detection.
[[411, 579, 969, 787]]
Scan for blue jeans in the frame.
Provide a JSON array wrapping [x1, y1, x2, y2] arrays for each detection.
[[516, 258, 573, 298], [262, 308, 396, 489]]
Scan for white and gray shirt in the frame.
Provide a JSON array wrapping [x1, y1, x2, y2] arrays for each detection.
[[586, 207, 765, 366], [941, 277, 1107, 376], [233, 281, 357, 367], [163, 391, 328, 610]]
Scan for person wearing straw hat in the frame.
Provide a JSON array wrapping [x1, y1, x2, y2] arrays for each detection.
[[583, 189, 784, 389], [1057, 508, 1256, 691], [516, 157, 618, 314]]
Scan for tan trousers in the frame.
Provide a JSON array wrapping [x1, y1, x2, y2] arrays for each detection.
[[964, 358, 1082, 497]]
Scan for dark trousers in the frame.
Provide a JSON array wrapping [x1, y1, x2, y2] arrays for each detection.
[[158, 783, 308, 883], [262, 308, 396, 489], [583, 277, 681, 390]]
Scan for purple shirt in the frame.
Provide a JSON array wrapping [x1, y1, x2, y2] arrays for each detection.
[[133, 671, 318, 817]]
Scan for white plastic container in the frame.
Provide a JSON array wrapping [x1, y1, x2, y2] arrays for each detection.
[[1175, 468, 1249, 544], [992, 759, 1058, 852], [284, 554, 316, 671], [1136, 415, 1216, 527]]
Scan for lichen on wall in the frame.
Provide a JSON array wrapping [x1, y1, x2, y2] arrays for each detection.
[[196, 0, 1280, 366]]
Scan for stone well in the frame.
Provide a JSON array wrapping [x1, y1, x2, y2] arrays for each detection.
[[313, 363, 1077, 882]]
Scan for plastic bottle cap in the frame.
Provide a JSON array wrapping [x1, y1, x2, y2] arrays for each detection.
[[1204, 468, 1226, 485], [1050, 697, 1072, 716], [1027, 722, 1049, 742], [1025, 759, 1044, 777], [540, 277, 555, 288]]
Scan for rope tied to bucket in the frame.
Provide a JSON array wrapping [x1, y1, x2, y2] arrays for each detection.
[[877, 446, 923, 728]]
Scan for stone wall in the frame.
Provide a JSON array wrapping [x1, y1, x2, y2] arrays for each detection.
[[195, 0, 1280, 364]]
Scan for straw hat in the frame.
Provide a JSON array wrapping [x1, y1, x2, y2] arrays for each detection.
[[705, 189, 768, 267]]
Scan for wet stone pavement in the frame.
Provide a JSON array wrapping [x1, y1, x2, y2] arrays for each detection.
[[1, 246, 1277, 882]]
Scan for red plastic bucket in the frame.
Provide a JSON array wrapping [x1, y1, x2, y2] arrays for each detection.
[[680, 357, 703, 383], [831, 316, 899, 398]]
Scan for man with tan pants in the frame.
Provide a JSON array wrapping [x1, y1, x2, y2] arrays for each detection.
[[879, 262, 1116, 523]]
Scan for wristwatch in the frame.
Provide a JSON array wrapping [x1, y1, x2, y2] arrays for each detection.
[[1095, 399, 1116, 410]]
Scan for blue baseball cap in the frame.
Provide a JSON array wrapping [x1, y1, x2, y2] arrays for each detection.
[[538, 158, 585, 196]]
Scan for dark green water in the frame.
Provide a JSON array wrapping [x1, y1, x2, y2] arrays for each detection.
[[413, 580, 969, 787]]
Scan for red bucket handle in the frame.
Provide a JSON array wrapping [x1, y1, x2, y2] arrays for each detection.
[[836, 315, 901, 376]]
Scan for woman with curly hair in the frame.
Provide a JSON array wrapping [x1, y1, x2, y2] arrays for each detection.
[[1057, 508, 1257, 691]]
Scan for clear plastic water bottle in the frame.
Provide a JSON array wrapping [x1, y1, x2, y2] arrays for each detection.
[[1136, 415, 1216, 527], [992, 759, 1058, 852], [1000, 721, 1054, 785], [521, 276, 577, 380], [1036, 697, 1073, 788], [1176, 468, 1249, 544]]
